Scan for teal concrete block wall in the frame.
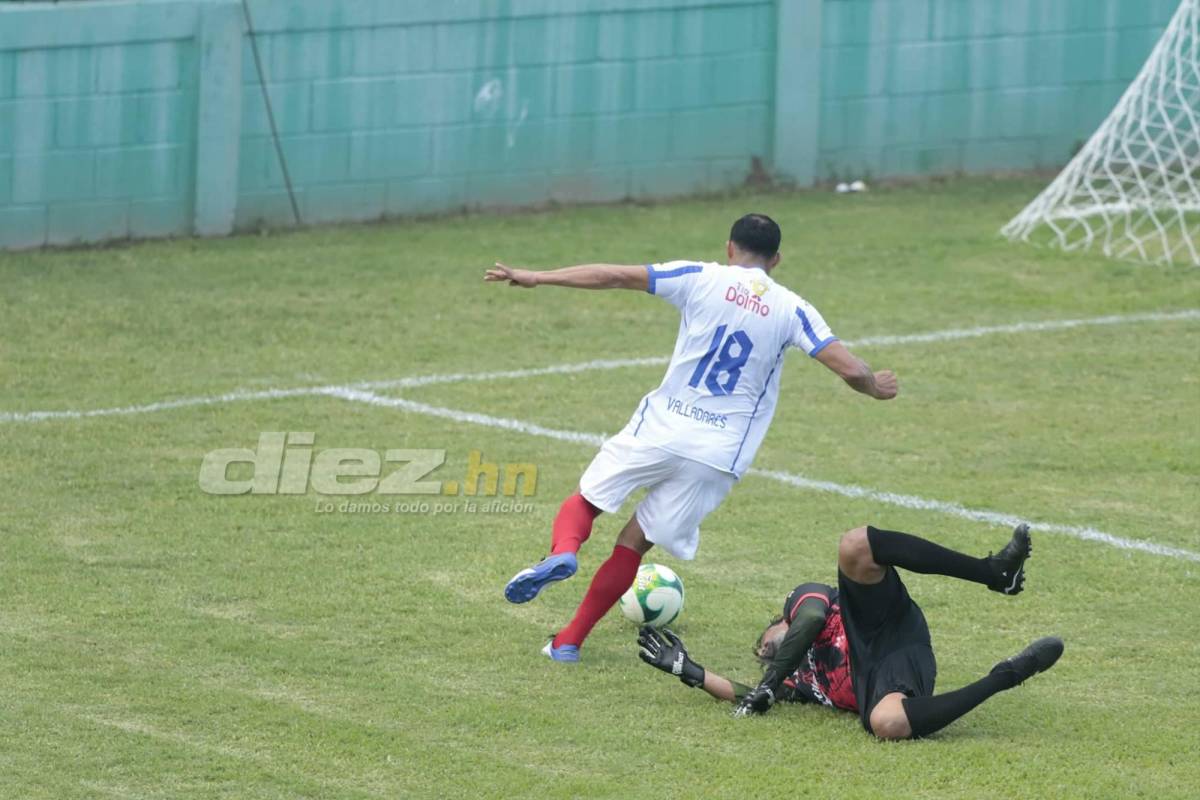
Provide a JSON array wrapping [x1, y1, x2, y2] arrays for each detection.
[[232, 0, 775, 228], [815, 0, 1181, 180], [0, 3, 202, 247], [0, 0, 1186, 249]]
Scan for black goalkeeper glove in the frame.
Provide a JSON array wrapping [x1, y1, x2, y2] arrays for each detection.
[[637, 626, 705, 688], [733, 669, 783, 718]]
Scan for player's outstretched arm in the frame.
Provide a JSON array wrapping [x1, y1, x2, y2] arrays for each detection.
[[813, 340, 898, 400], [484, 262, 649, 291], [637, 626, 752, 703], [699, 672, 754, 704], [734, 596, 827, 717]]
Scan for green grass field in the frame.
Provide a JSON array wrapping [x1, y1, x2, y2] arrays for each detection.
[[1, 177, 1198, 799]]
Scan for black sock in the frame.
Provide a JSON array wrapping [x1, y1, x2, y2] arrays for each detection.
[[901, 671, 1016, 737], [866, 526, 994, 585]]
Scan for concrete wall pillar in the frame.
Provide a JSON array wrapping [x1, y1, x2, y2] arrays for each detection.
[[194, 1, 242, 236], [772, 0, 823, 186]]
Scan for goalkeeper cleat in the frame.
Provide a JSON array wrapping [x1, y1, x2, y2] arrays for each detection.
[[504, 552, 578, 604], [987, 524, 1032, 595], [541, 639, 580, 663], [991, 636, 1063, 685]]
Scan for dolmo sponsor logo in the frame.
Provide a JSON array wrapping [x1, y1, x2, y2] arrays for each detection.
[[724, 283, 770, 316]]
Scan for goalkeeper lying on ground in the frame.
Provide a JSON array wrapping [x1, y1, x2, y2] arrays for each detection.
[[637, 523, 1063, 739]]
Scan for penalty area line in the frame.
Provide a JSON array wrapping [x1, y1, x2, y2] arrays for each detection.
[[0, 386, 325, 424], [847, 308, 1200, 347], [2, 308, 1197, 424], [326, 386, 1200, 564]]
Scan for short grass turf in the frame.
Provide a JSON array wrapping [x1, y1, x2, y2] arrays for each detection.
[[1, 176, 1198, 799]]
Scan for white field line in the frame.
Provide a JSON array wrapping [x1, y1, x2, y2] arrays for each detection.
[[0, 387, 322, 423], [326, 386, 1200, 564], [3, 309, 1197, 425], [847, 308, 1200, 347], [327, 387, 607, 446], [357, 356, 670, 391], [336, 308, 1200, 391]]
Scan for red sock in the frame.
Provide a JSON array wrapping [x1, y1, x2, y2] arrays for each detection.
[[550, 493, 601, 555], [553, 544, 641, 648]]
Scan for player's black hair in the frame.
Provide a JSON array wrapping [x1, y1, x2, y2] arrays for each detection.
[[730, 213, 781, 260], [753, 615, 787, 667]]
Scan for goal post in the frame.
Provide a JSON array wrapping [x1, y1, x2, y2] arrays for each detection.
[[1002, 0, 1200, 266]]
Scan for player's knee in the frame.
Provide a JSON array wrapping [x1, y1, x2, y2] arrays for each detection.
[[838, 527, 873, 572], [616, 514, 653, 555], [869, 705, 913, 741]]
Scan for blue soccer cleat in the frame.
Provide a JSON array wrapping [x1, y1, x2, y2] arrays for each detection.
[[541, 639, 580, 662], [504, 552, 577, 604]]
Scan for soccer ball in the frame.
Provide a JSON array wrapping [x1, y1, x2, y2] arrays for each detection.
[[618, 563, 684, 627]]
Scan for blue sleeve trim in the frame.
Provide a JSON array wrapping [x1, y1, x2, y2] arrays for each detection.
[[647, 264, 702, 296], [795, 307, 834, 356], [655, 265, 703, 279], [808, 336, 839, 357]]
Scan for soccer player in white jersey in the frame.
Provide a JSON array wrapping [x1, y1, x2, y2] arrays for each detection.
[[484, 214, 898, 662]]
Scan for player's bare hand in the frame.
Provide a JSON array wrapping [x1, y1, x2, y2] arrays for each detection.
[[485, 262, 539, 288], [873, 370, 898, 400]]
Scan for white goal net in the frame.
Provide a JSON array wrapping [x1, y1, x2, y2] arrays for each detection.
[[1002, 0, 1200, 266]]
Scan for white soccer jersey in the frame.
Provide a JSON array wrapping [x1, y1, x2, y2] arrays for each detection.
[[619, 260, 837, 478]]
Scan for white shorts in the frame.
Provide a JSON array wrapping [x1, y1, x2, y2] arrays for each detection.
[[578, 432, 736, 560]]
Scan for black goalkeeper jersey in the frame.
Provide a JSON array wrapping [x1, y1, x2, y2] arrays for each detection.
[[777, 582, 857, 712]]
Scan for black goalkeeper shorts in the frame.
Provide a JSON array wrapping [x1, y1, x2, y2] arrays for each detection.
[[838, 566, 937, 733]]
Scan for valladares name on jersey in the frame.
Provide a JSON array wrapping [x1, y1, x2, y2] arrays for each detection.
[[665, 396, 729, 429], [626, 260, 838, 478]]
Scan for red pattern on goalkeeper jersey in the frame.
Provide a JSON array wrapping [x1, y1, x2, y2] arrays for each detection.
[[782, 601, 857, 712]]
